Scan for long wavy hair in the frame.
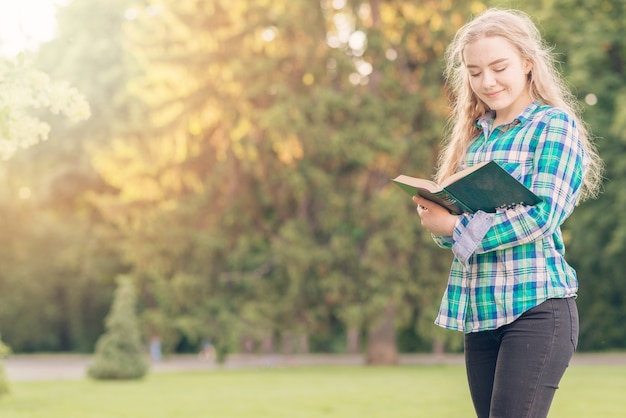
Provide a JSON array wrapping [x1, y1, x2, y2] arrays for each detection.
[[436, 8, 602, 201]]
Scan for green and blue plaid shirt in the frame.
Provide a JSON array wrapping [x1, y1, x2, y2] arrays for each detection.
[[432, 101, 587, 333]]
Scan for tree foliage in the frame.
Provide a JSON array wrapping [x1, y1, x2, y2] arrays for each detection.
[[81, 0, 477, 362], [0, 56, 89, 159]]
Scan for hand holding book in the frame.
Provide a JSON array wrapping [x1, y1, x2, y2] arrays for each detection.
[[391, 161, 541, 215]]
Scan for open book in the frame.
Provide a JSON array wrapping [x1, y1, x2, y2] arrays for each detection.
[[391, 160, 541, 215]]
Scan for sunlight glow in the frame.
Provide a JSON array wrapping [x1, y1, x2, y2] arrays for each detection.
[[585, 93, 598, 106], [0, 0, 66, 57]]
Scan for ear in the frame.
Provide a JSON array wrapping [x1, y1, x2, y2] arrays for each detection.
[[524, 58, 533, 75]]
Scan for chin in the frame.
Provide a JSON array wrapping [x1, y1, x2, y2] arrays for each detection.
[[483, 99, 510, 112]]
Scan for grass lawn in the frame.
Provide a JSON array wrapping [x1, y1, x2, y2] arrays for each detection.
[[1, 364, 625, 417]]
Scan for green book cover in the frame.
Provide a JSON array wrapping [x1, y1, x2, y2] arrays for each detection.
[[391, 161, 541, 215]]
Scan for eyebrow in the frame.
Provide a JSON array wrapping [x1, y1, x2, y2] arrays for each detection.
[[466, 58, 510, 68]]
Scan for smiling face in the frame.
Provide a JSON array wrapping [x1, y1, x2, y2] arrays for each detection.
[[463, 36, 533, 125]]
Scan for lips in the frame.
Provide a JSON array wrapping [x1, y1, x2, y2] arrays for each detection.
[[484, 90, 503, 99]]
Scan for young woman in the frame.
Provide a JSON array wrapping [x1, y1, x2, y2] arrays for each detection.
[[412, 8, 603, 418]]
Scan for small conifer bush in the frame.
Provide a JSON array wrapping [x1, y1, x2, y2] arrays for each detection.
[[0, 334, 11, 397], [88, 275, 148, 380]]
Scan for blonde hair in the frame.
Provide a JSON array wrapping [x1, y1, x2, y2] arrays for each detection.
[[436, 8, 602, 201]]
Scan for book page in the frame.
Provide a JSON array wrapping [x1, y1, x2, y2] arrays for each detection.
[[391, 175, 441, 193], [440, 161, 489, 188]]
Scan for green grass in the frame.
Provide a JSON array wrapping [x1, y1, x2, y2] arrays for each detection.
[[1, 364, 625, 417]]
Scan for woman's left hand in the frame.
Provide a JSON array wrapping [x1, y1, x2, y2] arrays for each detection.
[[412, 195, 458, 236]]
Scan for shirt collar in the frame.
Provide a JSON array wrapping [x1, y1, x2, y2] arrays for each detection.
[[474, 100, 543, 129]]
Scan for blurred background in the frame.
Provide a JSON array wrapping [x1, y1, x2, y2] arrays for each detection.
[[0, 0, 624, 364]]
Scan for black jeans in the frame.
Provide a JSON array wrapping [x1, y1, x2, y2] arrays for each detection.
[[464, 298, 579, 418]]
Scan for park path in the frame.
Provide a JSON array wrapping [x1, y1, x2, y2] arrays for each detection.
[[5, 352, 626, 382]]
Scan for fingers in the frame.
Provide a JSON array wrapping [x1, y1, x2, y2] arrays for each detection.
[[412, 196, 429, 213], [416, 203, 428, 217], [412, 195, 428, 206]]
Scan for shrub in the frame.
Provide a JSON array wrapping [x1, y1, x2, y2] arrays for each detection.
[[0, 333, 12, 397], [87, 275, 148, 380]]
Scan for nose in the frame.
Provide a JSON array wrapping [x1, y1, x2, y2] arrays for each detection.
[[482, 70, 497, 88]]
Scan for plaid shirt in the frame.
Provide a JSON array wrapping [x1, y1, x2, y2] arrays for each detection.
[[432, 101, 587, 333]]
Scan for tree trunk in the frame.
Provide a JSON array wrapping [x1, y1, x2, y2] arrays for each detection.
[[432, 337, 445, 357], [346, 327, 361, 354], [281, 331, 295, 354], [261, 332, 275, 354], [365, 303, 398, 365], [298, 334, 310, 354], [240, 336, 255, 354]]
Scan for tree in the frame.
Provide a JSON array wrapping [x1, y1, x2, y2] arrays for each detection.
[[0, 48, 93, 352], [88, 275, 148, 380], [0, 0, 142, 354], [87, 0, 471, 362]]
